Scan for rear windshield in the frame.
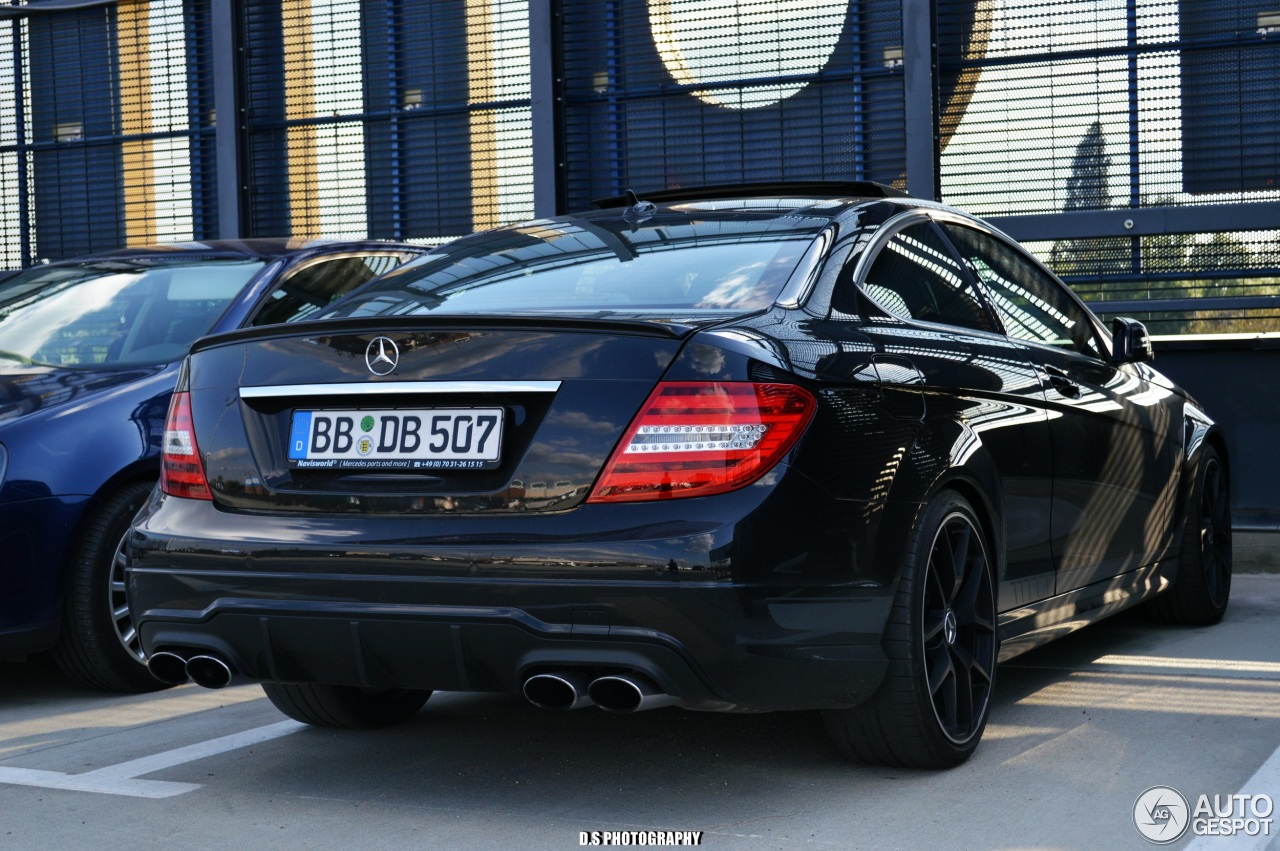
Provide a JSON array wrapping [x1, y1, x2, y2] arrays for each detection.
[[322, 213, 825, 319]]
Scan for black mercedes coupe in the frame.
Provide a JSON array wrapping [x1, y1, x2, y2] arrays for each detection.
[[126, 184, 1231, 768]]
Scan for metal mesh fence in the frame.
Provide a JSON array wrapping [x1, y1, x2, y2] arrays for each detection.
[[0, 0, 1275, 334], [0, 0, 215, 265], [559, 0, 906, 211], [242, 0, 534, 242]]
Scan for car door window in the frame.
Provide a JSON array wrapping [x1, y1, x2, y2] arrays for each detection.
[[852, 222, 995, 333], [250, 253, 410, 327], [941, 224, 1103, 359]]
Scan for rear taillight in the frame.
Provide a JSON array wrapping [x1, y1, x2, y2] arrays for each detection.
[[588, 382, 816, 503], [160, 391, 212, 500]]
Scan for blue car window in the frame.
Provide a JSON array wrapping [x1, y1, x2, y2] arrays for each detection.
[[0, 260, 264, 367]]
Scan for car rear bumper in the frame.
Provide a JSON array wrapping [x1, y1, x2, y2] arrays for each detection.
[[127, 490, 896, 711]]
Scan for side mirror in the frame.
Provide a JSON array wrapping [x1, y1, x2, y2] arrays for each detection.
[[1112, 317, 1153, 364]]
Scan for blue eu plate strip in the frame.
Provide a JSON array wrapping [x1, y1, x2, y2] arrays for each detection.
[[288, 412, 312, 460]]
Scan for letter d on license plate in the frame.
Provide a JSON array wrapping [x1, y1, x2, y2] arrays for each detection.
[[288, 408, 503, 470]]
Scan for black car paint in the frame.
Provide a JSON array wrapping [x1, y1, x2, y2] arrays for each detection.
[[125, 199, 1222, 712]]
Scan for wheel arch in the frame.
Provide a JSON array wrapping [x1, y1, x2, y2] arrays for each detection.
[[870, 426, 1007, 598], [52, 468, 159, 624]]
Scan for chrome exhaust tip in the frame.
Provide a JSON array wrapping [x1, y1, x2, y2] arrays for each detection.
[[523, 672, 594, 710], [146, 651, 190, 686], [185, 654, 233, 689], [588, 673, 678, 713]]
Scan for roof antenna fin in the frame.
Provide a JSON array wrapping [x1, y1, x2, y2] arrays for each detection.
[[622, 189, 657, 225]]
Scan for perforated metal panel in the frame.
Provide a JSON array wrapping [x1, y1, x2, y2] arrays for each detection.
[[938, 0, 1280, 329], [0, 0, 215, 265], [559, 0, 906, 211], [242, 0, 534, 241]]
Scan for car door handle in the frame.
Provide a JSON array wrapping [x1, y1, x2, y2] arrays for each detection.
[[1043, 365, 1081, 398]]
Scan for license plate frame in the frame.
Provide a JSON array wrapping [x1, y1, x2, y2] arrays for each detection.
[[287, 407, 505, 470]]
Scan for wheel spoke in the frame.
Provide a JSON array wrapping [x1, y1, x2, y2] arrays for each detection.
[[956, 639, 994, 684], [942, 523, 969, 603], [926, 641, 954, 697], [952, 649, 975, 732], [927, 551, 950, 611], [949, 524, 970, 589], [924, 612, 947, 643], [113, 603, 130, 621], [932, 534, 959, 607], [953, 551, 988, 619]]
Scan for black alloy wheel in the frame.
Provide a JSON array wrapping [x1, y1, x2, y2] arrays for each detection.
[[1149, 445, 1232, 625], [920, 507, 998, 745], [824, 490, 997, 768]]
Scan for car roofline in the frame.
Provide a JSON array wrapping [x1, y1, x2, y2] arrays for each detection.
[[591, 181, 909, 209]]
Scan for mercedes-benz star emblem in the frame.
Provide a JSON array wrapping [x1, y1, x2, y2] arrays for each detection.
[[365, 337, 399, 376], [942, 609, 958, 646]]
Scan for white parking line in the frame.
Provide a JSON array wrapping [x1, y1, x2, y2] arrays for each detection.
[[1185, 742, 1280, 851], [0, 719, 304, 799]]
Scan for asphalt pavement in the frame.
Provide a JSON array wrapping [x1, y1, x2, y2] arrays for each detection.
[[2, 575, 1278, 850]]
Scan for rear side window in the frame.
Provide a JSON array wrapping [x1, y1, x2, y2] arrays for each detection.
[[251, 253, 410, 327], [941, 224, 1103, 359], [854, 222, 994, 332]]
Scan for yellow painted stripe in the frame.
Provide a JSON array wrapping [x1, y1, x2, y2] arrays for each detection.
[[467, 0, 499, 231], [283, 0, 317, 238], [118, 0, 154, 245], [939, 0, 993, 153]]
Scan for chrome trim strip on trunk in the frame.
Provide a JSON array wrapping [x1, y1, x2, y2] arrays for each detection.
[[239, 381, 562, 399]]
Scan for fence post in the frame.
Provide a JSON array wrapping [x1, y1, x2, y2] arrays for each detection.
[[212, 0, 243, 239], [902, 0, 939, 200]]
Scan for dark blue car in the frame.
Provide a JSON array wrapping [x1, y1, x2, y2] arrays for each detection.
[[0, 239, 425, 691]]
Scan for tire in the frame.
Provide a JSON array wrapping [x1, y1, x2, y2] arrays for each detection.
[[261, 682, 432, 729], [1148, 445, 1231, 625], [824, 490, 998, 769], [51, 482, 169, 693]]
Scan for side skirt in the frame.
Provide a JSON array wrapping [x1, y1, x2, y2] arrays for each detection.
[[996, 560, 1176, 663]]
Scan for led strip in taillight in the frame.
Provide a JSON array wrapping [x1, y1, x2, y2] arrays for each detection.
[[625, 423, 769, 454]]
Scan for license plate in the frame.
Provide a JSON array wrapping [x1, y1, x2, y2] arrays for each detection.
[[287, 408, 504, 470]]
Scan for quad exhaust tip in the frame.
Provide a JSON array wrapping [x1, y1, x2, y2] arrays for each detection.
[[146, 651, 234, 689], [523, 672, 594, 710], [587, 673, 678, 714], [146, 651, 190, 686], [185, 655, 233, 689], [523, 671, 678, 713]]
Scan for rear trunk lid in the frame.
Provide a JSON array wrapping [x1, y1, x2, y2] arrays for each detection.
[[187, 316, 701, 514]]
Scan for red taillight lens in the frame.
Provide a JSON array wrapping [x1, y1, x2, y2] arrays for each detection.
[[160, 391, 212, 500], [588, 382, 816, 503]]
